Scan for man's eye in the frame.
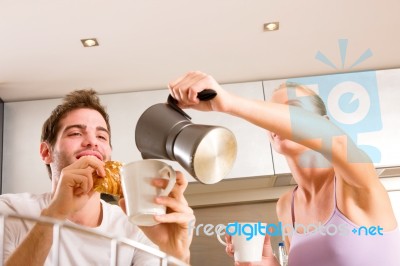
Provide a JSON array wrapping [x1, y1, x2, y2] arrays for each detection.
[[97, 135, 108, 141], [69, 132, 81, 136]]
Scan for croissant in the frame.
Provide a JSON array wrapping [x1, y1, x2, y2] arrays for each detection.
[[93, 161, 123, 197]]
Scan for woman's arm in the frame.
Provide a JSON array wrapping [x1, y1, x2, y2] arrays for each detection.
[[169, 71, 377, 188], [169, 71, 397, 229]]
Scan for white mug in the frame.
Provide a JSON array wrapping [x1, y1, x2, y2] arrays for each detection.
[[121, 159, 176, 226], [217, 222, 266, 263]]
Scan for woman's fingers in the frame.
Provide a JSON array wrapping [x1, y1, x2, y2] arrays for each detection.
[[225, 234, 235, 257], [169, 71, 208, 103]]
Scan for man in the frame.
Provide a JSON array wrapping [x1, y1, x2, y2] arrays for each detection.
[[0, 89, 194, 265]]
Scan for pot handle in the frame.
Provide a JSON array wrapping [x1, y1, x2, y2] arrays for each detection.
[[167, 89, 217, 120]]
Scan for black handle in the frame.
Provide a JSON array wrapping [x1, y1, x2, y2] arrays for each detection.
[[167, 89, 217, 120], [197, 89, 217, 101]]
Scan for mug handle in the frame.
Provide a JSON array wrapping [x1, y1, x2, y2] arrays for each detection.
[[158, 165, 176, 197]]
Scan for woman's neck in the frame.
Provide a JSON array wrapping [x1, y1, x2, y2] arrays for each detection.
[[286, 151, 335, 196]]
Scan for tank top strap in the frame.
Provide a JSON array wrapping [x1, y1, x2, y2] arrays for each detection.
[[333, 175, 337, 207], [290, 175, 336, 228], [291, 185, 299, 227]]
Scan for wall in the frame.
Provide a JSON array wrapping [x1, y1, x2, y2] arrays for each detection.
[[3, 68, 400, 194], [0, 98, 3, 193], [2, 98, 59, 193]]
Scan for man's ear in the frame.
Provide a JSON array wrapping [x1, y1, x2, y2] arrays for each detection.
[[40, 142, 52, 164]]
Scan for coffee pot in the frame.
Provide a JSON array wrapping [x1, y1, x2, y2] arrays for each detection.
[[135, 90, 237, 184]]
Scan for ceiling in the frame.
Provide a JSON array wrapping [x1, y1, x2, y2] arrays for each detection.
[[1, 0, 400, 102]]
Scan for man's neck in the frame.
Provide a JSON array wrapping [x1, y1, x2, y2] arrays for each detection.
[[68, 193, 103, 227]]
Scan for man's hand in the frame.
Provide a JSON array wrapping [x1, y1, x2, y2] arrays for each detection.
[[45, 156, 105, 220], [119, 171, 195, 263]]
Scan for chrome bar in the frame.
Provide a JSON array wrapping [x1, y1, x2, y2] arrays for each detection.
[[0, 213, 189, 266], [161, 256, 168, 266], [52, 223, 61, 266], [0, 215, 4, 266], [110, 238, 118, 266]]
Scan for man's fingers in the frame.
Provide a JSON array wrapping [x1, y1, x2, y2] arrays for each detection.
[[61, 166, 96, 193], [154, 195, 191, 214], [153, 209, 194, 224], [66, 156, 106, 177], [118, 198, 127, 213], [152, 171, 187, 203]]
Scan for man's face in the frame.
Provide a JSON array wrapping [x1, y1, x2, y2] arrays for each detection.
[[49, 108, 112, 180]]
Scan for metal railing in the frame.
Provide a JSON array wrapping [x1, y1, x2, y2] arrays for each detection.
[[0, 213, 189, 266]]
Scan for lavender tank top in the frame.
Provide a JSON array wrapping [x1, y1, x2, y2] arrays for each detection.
[[288, 180, 400, 266]]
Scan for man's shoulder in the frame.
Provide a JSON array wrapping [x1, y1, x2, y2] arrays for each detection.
[[0, 192, 51, 216], [0, 192, 51, 203]]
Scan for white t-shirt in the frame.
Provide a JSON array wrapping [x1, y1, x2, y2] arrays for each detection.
[[0, 192, 160, 265]]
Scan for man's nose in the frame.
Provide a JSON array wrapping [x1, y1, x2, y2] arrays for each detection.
[[82, 133, 98, 147]]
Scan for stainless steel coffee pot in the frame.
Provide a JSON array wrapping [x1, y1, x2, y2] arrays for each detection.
[[135, 91, 237, 184]]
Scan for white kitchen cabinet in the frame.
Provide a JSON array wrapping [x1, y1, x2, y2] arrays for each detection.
[[100, 90, 167, 165], [262, 79, 291, 175], [105, 82, 274, 182], [4, 69, 398, 194], [100, 89, 199, 183], [263, 69, 400, 176], [358, 69, 400, 168], [98, 89, 206, 183], [2, 85, 274, 194], [185, 81, 274, 180]]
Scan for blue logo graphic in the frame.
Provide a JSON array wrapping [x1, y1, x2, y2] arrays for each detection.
[[225, 222, 267, 240], [287, 39, 382, 163], [188, 220, 385, 239]]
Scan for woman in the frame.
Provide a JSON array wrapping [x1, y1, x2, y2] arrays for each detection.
[[169, 71, 400, 266]]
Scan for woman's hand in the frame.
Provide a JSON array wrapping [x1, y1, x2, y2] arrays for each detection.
[[225, 234, 280, 266], [168, 71, 234, 113]]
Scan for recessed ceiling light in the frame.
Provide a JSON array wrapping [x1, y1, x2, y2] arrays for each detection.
[[263, 22, 279, 31], [81, 38, 99, 47]]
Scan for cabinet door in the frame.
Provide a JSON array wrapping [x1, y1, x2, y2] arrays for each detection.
[[100, 90, 167, 163], [262, 79, 291, 174], [101, 89, 202, 182], [101, 90, 177, 171], [263, 69, 400, 175], [186, 81, 274, 179], [357, 69, 400, 168]]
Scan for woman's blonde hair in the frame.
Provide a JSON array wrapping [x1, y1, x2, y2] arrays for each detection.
[[274, 82, 327, 116]]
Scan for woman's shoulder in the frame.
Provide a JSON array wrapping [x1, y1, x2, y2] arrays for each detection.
[[276, 187, 295, 222]]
